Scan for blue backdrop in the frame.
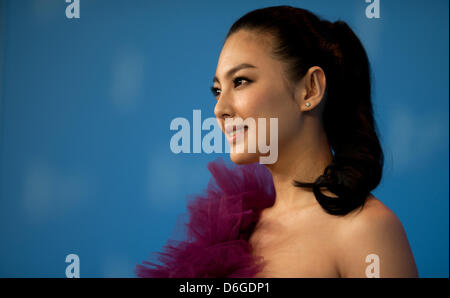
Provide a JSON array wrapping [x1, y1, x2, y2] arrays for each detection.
[[0, 0, 448, 277]]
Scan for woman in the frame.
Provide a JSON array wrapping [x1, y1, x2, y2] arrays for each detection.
[[136, 5, 418, 278]]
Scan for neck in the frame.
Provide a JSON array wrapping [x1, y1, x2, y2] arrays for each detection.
[[264, 118, 333, 212]]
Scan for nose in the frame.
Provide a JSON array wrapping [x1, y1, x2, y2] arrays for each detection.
[[214, 92, 234, 120]]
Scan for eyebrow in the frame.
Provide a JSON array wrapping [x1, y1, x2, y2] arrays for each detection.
[[213, 63, 256, 84]]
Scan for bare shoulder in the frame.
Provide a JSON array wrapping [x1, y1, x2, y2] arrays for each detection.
[[329, 195, 403, 242], [333, 194, 418, 277], [340, 194, 400, 229]]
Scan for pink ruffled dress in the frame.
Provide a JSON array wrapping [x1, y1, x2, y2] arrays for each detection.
[[135, 157, 276, 278]]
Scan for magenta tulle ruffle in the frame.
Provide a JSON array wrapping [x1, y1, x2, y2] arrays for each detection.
[[135, 157, 276, 278]]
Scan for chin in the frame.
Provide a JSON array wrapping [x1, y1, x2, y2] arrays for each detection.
[[229, 152, 260, 165]]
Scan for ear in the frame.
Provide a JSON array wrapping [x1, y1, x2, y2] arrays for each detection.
[[295, 66, 327, 112]]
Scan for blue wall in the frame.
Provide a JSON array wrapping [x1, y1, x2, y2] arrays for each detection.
[[0, 0, 448, 277]]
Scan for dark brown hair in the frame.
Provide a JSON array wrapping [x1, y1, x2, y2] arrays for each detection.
[[227, 6, 384, 215]]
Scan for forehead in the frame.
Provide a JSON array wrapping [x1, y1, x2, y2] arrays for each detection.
[[216, 29, 275, 72]]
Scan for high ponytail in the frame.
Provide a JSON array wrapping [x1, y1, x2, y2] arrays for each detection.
[[226, 6, 384, 216]]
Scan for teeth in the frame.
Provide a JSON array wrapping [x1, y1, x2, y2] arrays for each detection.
[[227, 126, 246, 137]]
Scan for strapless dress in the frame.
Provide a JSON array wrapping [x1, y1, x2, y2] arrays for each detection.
[[135, 157, 276, 277]]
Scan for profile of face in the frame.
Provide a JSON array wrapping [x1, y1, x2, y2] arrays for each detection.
[[213, 29, 314, 165]]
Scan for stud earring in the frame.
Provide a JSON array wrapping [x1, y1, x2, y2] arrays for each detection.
[[305, 102, 311, 107]]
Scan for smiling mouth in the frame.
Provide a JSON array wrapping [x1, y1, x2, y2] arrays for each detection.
[[225, 125, 248, 143]]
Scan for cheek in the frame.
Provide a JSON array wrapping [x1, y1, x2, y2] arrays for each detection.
[[259, 90, 300, 148], [235, 86, 300, 150], [234, 88, 281, 119], [237, 84, 298, 130]]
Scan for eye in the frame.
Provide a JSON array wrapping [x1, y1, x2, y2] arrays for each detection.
[[233, 77, 252, 88], [210, 86, 221, 97]]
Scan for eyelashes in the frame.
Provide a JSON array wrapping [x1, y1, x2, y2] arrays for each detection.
[[210, 86, 221, 97], [233, 77, 252, 88], [210, 77, 253, 98]]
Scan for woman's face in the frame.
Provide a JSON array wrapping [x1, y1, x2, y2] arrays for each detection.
[[213, 29, 303, 164]]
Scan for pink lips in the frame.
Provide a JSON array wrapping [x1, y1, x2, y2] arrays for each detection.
[[224, 124, 248, 144]]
